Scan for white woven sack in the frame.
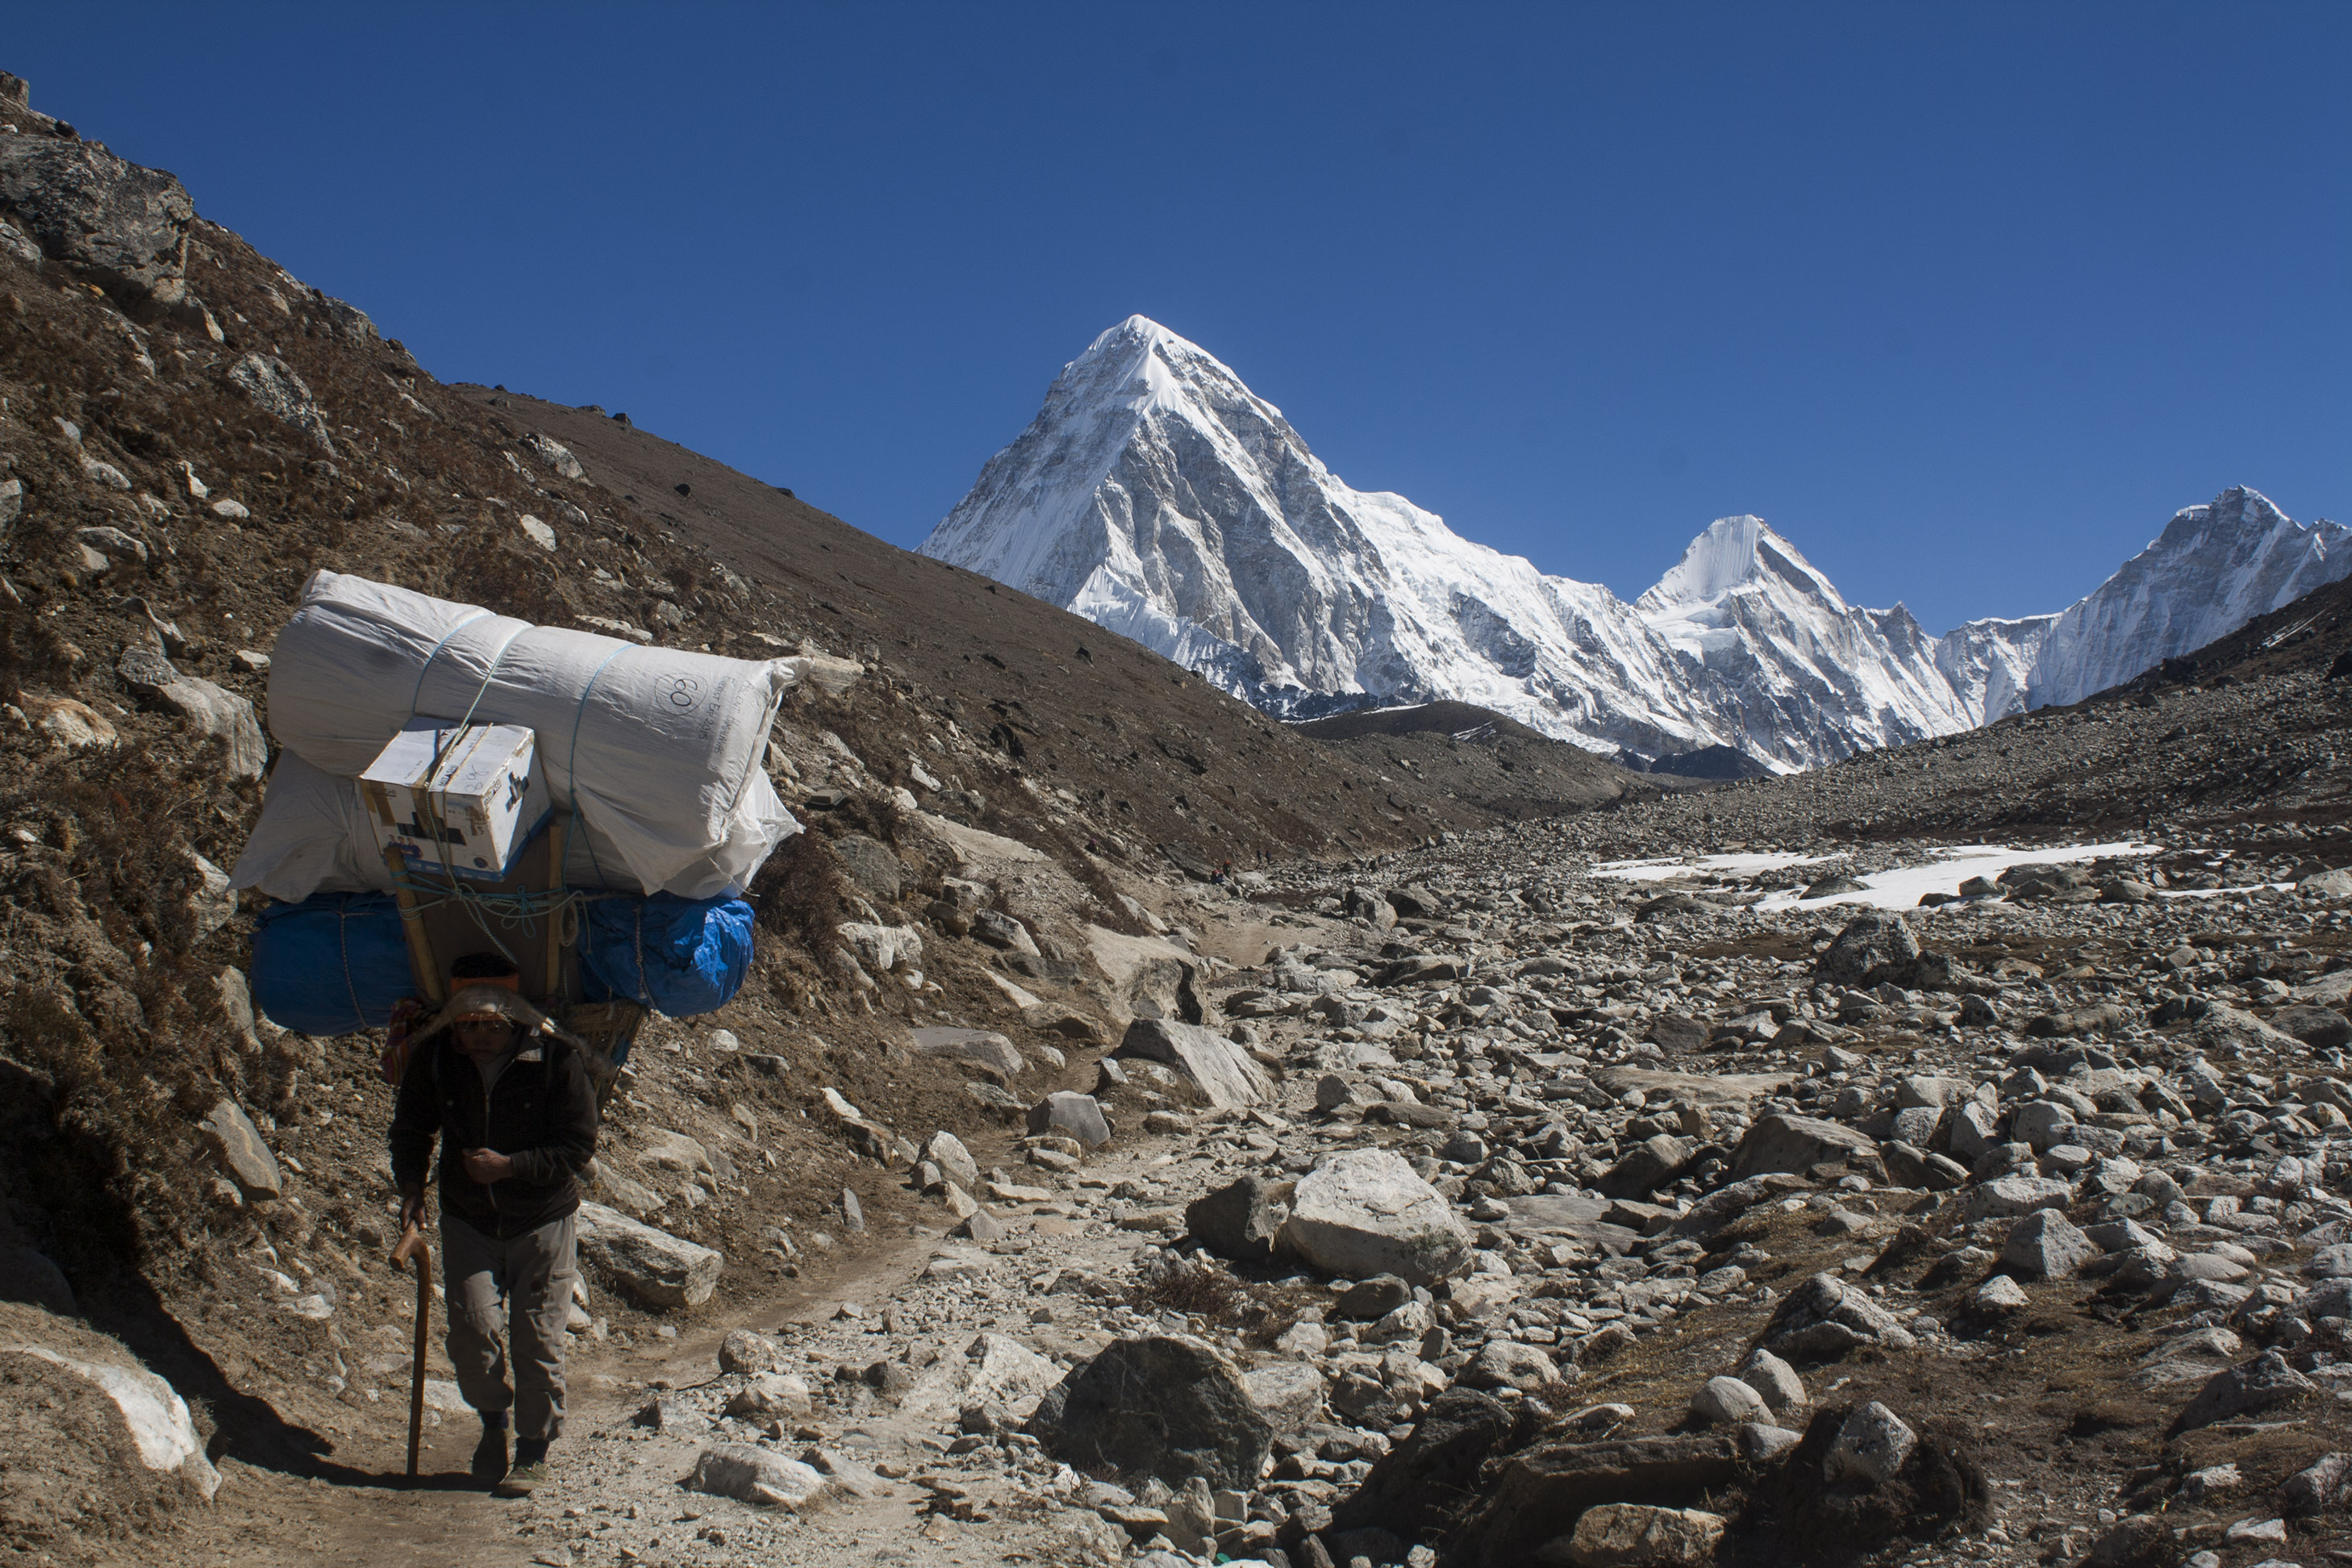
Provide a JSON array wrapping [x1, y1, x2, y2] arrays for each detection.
[[265, 571, 798, 897]]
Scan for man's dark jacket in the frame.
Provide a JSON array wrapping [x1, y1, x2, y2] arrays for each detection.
[[388, 986, 597, 1237]]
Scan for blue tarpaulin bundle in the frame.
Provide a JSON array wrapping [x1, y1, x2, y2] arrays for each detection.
[[250, 890, 754, 1035], [579, 894, 755, 1018], [250, 892, 415, 1036]]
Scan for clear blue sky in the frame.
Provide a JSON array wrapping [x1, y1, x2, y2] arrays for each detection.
[[13, 5, 2346, 632]]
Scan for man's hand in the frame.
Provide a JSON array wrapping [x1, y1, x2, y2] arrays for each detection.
[[398, 1189, 427, 1232], [462, 1147, 515, 1184]]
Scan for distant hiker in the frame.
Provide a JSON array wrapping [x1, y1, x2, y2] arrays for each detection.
[[390, 981, 596, 1497]]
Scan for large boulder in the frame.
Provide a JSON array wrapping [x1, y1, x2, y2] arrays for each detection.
[[1113, 1018, 1274, 1110], [0, 133, 194, 300], [1186, 1174, 1294, 1261], [1729, 1114, 1879, 1179], [1028, 1335, 1272, 1490], [575, 1202, 724, 1307], [1281, 1150, 1472, 1286], [1599, 1134, 1694, 1199], [2002, 1211, 2097, 1280], [1815, 912, 1920, 987], [2171, 1351, 2314, 1435], [224, 353, 336, 455], [1028, 1091, 1111, 1148]]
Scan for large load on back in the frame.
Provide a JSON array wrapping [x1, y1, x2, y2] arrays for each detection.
[[262, 570, 796, 898], [231, 572, 815, 1039]]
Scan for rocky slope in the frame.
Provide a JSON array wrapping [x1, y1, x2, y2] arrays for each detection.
[[0, 69, 1687, 1562]]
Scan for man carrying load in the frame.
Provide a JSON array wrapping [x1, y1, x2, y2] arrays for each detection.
[[388, 974, 597, 1496]]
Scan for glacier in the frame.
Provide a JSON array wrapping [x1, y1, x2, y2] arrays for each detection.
[[923, 315, 2336, 771]]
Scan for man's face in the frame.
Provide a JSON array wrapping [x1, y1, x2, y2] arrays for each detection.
[[455, 1016, 515, 1057]]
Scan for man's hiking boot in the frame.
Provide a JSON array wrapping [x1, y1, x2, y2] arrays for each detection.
[[470, 1424, 509, 1487], [493, 1457, 550, 1498]]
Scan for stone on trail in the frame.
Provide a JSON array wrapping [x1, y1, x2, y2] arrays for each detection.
[[685, 1443, 835, 1508], [724, 1373, 813, 1418], [1027, 1090, 1111, 1147], [1281, 1149, 1473, 1286], [2002, 1210, 2098, 1279], [1824, 1401, 1916, 1488], [922, 1130, 979, 1190], [1599, 1133, 1693, 1199], [1028, 1335, 1272, 1490], [1729, 1113, 1878, 1180], [1558, 1503, 1729, 1568], [1333, 1274, 1414, 1320], [717, 1328, 781, 1374], [1113, 1017, 1275, 1110], [575, 1202, 724, 1307], [1184, 1174, 1294, 1261], [198, 1100, 281, 1200]]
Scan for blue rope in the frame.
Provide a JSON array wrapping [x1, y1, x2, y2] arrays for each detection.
[[405, 609, 494, 720]]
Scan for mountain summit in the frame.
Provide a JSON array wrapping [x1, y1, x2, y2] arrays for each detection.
[[926, 318, 2340, 768]]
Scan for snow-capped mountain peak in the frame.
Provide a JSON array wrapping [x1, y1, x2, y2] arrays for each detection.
[[928, 320, 2335, 771]]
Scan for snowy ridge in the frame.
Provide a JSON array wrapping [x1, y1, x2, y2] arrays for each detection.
[[925, 317, 2333, 769], [2024, 488, 2351, 708]]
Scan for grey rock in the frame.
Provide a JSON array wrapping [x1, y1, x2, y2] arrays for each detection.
[[225, 353, 336, 456], [575, 1201, 724, 1307], [2172, 1350, 2314, 1433], [725, 1373, 813, 1418], [1762, 1272, 1916, 1360], [0, 133, 192, 298], [1737, 1349, 1807, 1417], [2001, 1210, 2098, 1280], [1282, 1149, 1472, 1285], [1114, 1017, 1275, 1110], [1334, 1274, 1414, 1320], [1028, 1090, 1111, 1148], [1184, 1174, 1293, 1261], [910, 1025, 1023, 1078], [2280, 1451, 2352, 1516], [685, 1443, 833, 1508], [199, 1100, 281, 1199], [519, 431, 586, 482], [1599, 1133, 1694, 1199], [1824, 1401, 1916, 1487], [1555, 1503, 1728, 1568], [972, 907, 1040, 955], [718, 1329, 782, 1374], [1729, 1113, 1879, 1179], [1029, 1335, 1273, 1490], [1948, 1099, 2004, 1161], [1956, 1174, 2075, 1222], [1816, 912, 1920, 987], [1690, 1375, 1770, 1427], [919, 1130, 977, 1191], [1240, 1360, 1326, 1432], [1462, 1341, 1559, 1394]]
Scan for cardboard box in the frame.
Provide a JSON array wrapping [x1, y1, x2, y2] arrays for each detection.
[[360, 722, 551, 883]]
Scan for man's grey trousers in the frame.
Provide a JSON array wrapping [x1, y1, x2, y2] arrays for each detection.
[[440, 1210, 577, 1441]]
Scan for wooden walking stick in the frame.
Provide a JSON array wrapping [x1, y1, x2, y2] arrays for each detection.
[[391, 1221, 432, 1480]]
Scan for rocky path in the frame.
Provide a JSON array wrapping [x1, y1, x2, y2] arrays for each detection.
[[125, 823, 2352, 1568]]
